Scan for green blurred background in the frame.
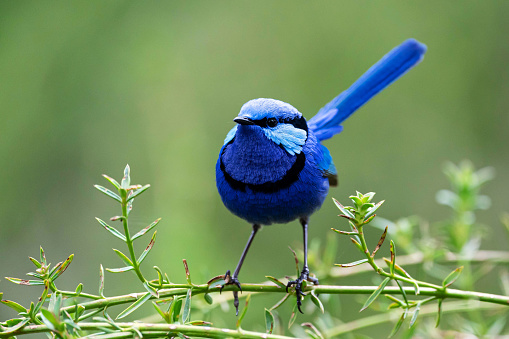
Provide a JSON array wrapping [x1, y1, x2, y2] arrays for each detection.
[[1, 1, 508, 336]]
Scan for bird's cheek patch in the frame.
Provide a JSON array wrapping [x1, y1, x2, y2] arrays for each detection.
[[262, 124, 307, 156]]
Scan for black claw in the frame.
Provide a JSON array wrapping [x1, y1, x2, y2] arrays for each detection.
[[221, 269, 242, 316], [286, 267, 319, 314]]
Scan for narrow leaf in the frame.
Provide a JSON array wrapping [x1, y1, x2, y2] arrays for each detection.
[[96, 218, 126, 242], [106, 266, 134, 273], [1, 300, 27, 313], [127, 184, 151, 202], [153, 302, 168, 322], [332, 198, 355, 218], [289, 246, 300, 275], [385, 294, 405, 308], [102, 174, 120, 189], [121, 164, 131, 189], [154, 266, 165, 285], [0, 318, 29, 335], [288, 302, 298, 329], [132, 218, 161, 240], [396, 280, 408, 306], [50, 254, 74, 280], [270, 293, 290, 311], [350, 237, 363, 252], [138, 231, 157, 264], [372, 226, 388, 257], [99, 264, 105, 298], [170, 298, 183, 323], [436, 298, 443, 327], [310, 290, 324, 313], [331, 228, 358, 236], [29, 257, 42, 268], [34, 281, 50, 314], [364, 200, 385, 220], [182, 289, 192, 324], [40, 246, 47, 265], [302, 323, 324, 339], [94, 185, 121, 202], [5, 277, 44, 286], [410, 304, 420, 327], [360, 277, 390, 312], [443, 266, 464, 287], [40, 309, 59, 331], [390, 240, 396, 275], [113, 249, 133, 266], [75, 283, 83, 296], [236, 293, 251, 329], [143, 281, 159, 298], [183, 259, 192, 284], [116, 292, 151, 320], [336, 259, 368, 267], [265, 308, 275, 334], [388, 312, 406, 338], [266, 276, 285, 288]]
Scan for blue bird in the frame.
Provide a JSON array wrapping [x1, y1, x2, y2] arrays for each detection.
[[216, 39, 427, 314]]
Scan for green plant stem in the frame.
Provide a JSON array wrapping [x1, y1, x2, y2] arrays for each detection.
[[1, 322, 295, 339], [324, 300, 504, 338], [121, 196, 144, 283], [49, 283, 509, 319]]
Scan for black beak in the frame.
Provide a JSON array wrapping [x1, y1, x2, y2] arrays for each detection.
[[234, 116, 255, 125]]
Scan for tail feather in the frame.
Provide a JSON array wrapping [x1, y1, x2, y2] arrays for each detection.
[[308, 39, 427, 140]]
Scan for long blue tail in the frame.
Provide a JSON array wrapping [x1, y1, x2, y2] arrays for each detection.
[[308, 39, 427, 141]]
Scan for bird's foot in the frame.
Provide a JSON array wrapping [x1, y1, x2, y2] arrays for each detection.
[[220, 270, 242, 316], [286, 267, 319, 314]]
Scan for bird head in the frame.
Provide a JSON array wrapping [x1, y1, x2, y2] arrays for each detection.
[[229, 98, 308, 156]]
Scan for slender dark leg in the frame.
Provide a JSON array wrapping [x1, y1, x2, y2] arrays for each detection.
[[222, 224, 261, 315], [286, 217, 319, 313]]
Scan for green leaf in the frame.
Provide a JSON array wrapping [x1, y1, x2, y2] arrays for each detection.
[[203, 293, 213, 305], [40, 246, 47, 265], [388, 311, 406, 338], [106, 266, 134, 273], [121, 164, 131, 189], [288, 302, 298, 329], [435, 298, 443, 327], [116, 292, 151, 320], [5, 277, 45, 286], [154, 266, 165, 285], [138, 231, 157, 264], [99, 265, 105, 298], [74, 304, 85, 322], [360, 277, 390, 312], [364, 200, 385, 220], [1, 300, 27, 313], [170, 298, 183, 323], [396, 280, 408, 306], [390, 240, 396, 275], [183, 259, 192, 285], [331, 228, 358, 235], [332, 198, 355, 218], [127, 184, 151, 202], [94, 185, 121, 203], [301, 323, 324, 339], [132, 218, 161, 240], [113, 249, 133, 266], [143, 281, 159, 298], [266, 276, 286, 288], [48, 292, 62, 313], [208, 279, 226, 289], [236, 293, 251, 329], [40, 309, 60, 331], [29, 257, 42, 268], [288, 246, 300, 276], [385, 294, 405, 308], [409, 304, 420, 327], [0, 318, 29, 335], [75, 283, 83, 296], [335, 259, 368, 268], [265, 308, 275, 334], [96, 218, 126, 242], [270, 293, 290, 311], [182, 289, 192, 324], [310, 290, 324, 313], [33, 282, 50, 315], [153, 302, 168, 323], [102, 174, 120, 190], [188, 320, 212, 326], [50, 254, 74, 281], [350, 237, 363, 252], [372, 226, 388, 257], [442, 266, 464, 287]]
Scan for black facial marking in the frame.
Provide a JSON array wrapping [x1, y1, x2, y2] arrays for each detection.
[[249, 115, 308, 134]]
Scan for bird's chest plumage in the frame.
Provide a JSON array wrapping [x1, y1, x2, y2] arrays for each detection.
[[222, 127, 296, 185], [216, 126, 329, 225]]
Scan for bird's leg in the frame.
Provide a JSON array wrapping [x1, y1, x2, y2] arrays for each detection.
[[221, 224, 261, 315], [286, 217, 319, 313]]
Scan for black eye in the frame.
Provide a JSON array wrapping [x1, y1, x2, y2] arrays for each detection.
[[267, 118, 278, 127]]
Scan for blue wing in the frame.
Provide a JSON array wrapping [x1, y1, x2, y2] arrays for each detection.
[[308, 39, 427, 141], [318, 144, 338, 186]]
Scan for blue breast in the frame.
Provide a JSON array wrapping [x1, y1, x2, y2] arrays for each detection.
[[216, 125, 329, 225]]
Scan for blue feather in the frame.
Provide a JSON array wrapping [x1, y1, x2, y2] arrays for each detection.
[[308, 39, 427, 140]]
